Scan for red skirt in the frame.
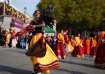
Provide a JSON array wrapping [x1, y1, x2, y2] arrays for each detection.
[[95, 42, 105, 68], [55, 42, 65, 58]]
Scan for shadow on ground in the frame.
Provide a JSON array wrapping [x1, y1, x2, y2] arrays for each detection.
[[0, 65, 34, 74], [60, 60, 105, 70], [56, 68, 86, 74]]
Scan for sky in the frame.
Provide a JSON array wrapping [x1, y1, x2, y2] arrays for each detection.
[[11, 0, 40, 16]]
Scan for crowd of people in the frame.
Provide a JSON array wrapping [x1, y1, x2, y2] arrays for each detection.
[[0, 10, 105, 74], [0, 27, 28, 49]]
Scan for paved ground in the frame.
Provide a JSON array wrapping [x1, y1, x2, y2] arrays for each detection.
[[0, 47, 105, 74]]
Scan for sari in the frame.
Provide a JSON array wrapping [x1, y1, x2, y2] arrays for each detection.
[[55, 33, 65, 59], [29, 33, 59, 73], [95, 31, 105, 68]]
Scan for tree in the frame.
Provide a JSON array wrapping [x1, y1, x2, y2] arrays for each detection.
[[37, 0, 105, 31]]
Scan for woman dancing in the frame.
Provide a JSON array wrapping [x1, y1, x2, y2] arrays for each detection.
[[26, 10, 59, 74]]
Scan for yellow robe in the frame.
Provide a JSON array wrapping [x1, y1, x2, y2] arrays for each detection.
[[30, 33, 59, 70], [6, 33, 11, 44], [57, 33, 64, 44]]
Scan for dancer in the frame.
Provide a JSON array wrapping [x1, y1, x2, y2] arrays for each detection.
[[84, 36, 91, 56], [26, 10, 59, 74], [95, 31, 105, 68], [55, 31, 65, 59]]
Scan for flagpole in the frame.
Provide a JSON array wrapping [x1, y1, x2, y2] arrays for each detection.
[[3, 0, 6, 17]]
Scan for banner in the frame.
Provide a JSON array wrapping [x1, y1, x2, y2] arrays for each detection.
[[13, 18, 24, 29]]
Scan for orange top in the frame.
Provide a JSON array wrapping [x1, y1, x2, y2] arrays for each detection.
[[6, 33, 11, 44], [57, 33, 65, 44], [91, 38, 97, 48], [85, 38, 90, 47]]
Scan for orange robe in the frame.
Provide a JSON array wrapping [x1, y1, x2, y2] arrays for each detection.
[[6, 33, 11, 44], [85, 38, 91, 55], [90, 38, 97, 56]]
